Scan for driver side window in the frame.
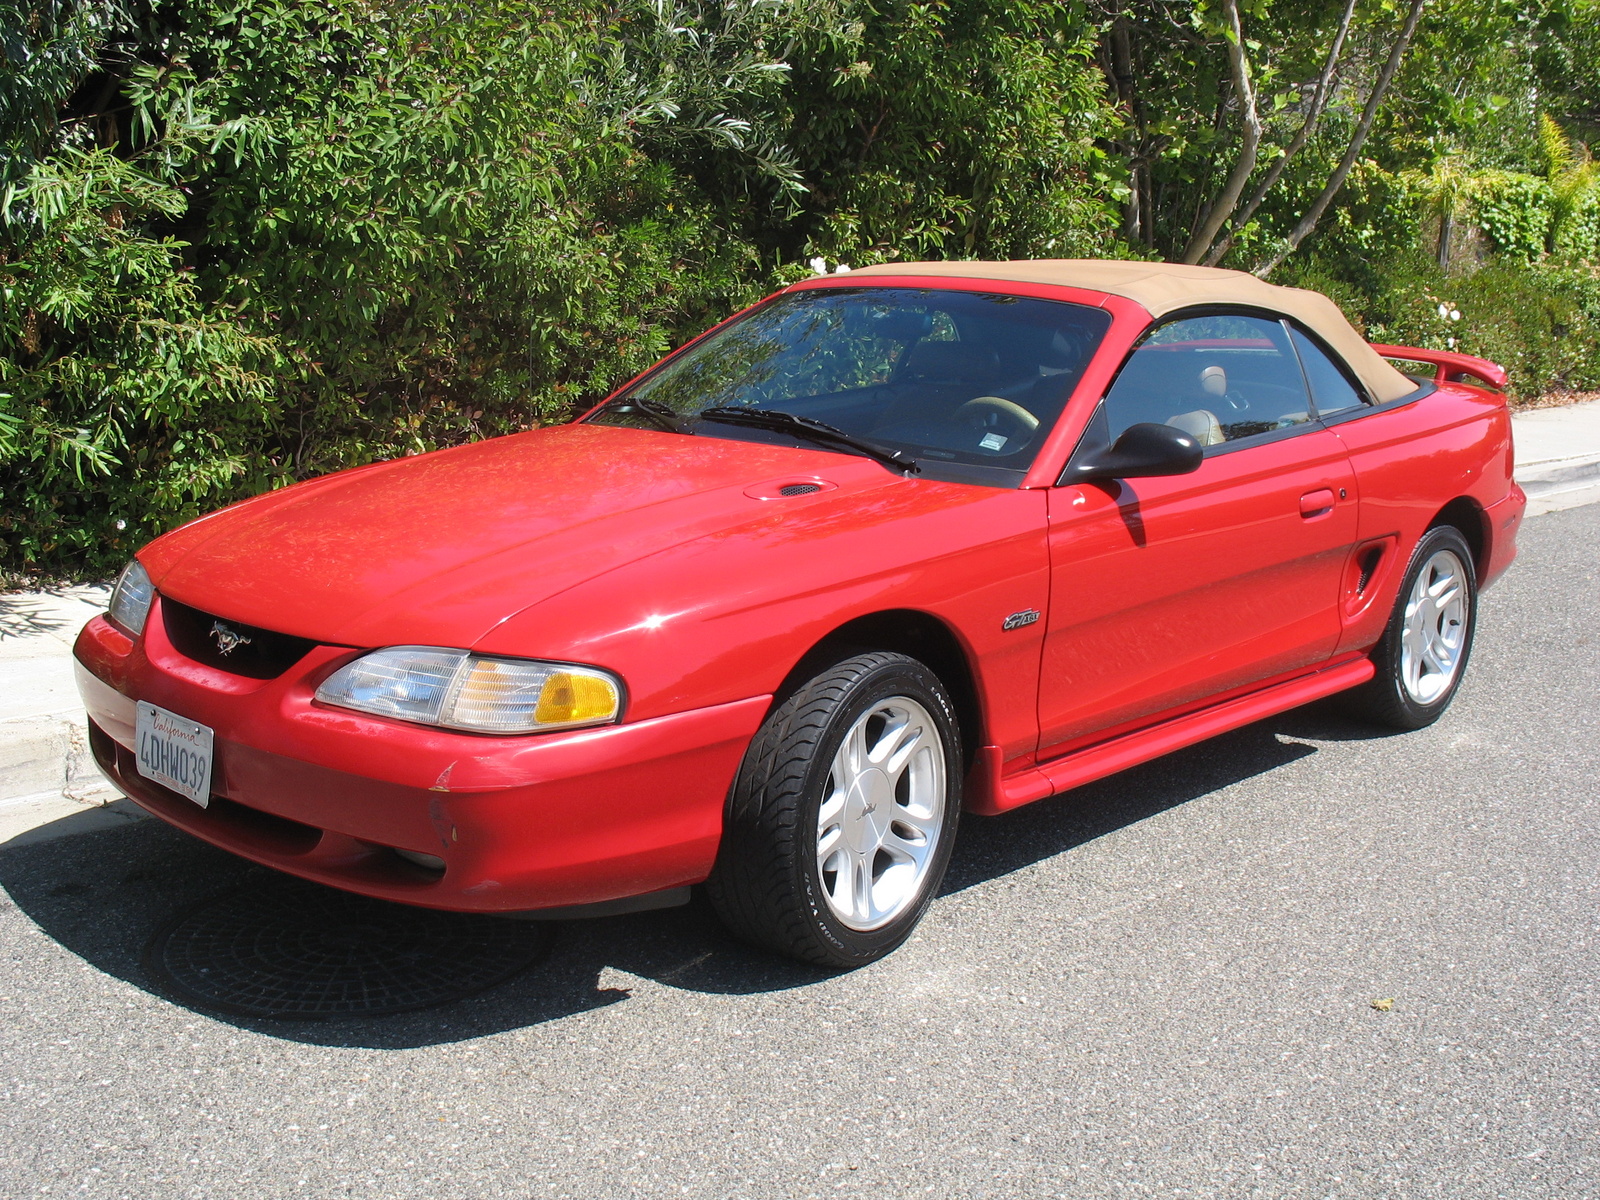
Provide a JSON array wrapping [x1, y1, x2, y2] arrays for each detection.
[[1103, 314, 1314, 448]]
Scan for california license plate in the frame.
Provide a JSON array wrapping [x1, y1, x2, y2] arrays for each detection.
[[135, 701, 214, 808]]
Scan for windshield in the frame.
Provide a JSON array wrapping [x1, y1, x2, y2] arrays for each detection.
[[587, 287, 1112, 486]]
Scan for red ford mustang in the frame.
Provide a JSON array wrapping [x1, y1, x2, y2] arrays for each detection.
[[75, 260, 1527, 967]]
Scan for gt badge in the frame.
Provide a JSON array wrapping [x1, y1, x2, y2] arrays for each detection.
[[1002, 609, 1041, 631], [210, 621, 253, 656]]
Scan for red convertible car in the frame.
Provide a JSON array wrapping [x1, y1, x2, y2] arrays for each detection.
[[75, 260, 1526, 967]]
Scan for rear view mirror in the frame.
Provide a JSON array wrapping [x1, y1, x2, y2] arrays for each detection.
[[1064, 422, 1204, 483]]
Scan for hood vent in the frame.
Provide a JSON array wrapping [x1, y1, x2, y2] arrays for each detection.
[[743, 477, 838, 501]]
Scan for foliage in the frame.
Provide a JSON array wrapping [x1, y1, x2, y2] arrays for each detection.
[[1541, 113, 1600, 255], [775, 0, 1121, 265], [1, 0, 803, 573], [1283, 251, 1600, 400], [1393, 117, 1600, 264], [0, 144, 291, 565], [2, 0, 1599, 580], [1474, 174, 1559, 261]]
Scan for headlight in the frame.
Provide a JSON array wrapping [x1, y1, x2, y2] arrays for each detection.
[[314, 647, 623, 734], [107, 560, 155, 637]]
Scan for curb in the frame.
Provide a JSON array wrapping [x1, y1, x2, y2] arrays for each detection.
[[0, 585, 134, 846], [0, 793, 147, 850], [0, 715, 132, 847], [1515, 452, 1600, 517], [1517, 451, 1600, 495], [0, 714, 106, 803]]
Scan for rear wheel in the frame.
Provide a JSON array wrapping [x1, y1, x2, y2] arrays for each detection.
[[707, 651, 962, 968], [1344, 525, 1477, 730]]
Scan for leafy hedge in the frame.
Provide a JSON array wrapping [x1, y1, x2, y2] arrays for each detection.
[[2, 0, 1598, 581], [2, 0, 1129, 577], [1, 1, 808, 572], [1285, 253, 1600, 401]]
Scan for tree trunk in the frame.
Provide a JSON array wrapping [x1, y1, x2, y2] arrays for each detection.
[[1200, 0, 1357, 267], [1179, 0, 1262, 264], [1106, 17, 1144, 244], [1254, 0, 1429, 277]]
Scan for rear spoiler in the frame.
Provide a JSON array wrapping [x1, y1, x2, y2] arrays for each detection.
[[1371, 344, 1507, 391]]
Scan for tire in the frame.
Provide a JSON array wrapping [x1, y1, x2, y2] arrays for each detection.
[[1343, 524, 1478, 730], [707, 651, 963, 968]]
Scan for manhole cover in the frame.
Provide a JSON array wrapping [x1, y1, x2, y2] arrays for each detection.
[[143, 879, 550, 1020]]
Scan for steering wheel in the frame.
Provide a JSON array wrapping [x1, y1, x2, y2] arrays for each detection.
[[954, 396, 1040, 447]]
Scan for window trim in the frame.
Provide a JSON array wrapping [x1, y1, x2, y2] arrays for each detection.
[[1281, 317, 1439, 427], [1309, 376, 1436, 428], [1060, 305, 1328, 482], [591, 284, 1113, 491]]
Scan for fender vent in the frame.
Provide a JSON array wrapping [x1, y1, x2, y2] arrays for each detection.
[[778, 483, 822, 496], [1356, 545, 1385, 595]]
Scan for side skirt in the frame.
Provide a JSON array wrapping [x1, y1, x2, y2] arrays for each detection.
[[967, 656, 1375, 816]]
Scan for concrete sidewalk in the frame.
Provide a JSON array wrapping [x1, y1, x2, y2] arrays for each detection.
[[1511, 397, 1600, 515], [5, 396, 1600, 846], [0, 586, 145, 845]]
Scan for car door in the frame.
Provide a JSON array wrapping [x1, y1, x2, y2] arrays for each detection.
[[1036, 312, 1359, 756]]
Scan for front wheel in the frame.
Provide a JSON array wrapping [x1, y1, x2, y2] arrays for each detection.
[[707, 651, 962, 968], [1344, 524, 1478, 730]]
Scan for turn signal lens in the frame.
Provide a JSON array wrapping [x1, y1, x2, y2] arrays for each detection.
[[107, 560, 155, 637], [447, 658, 620, 733], [315, 647, 622, 733], [533, 670, 621, 726]]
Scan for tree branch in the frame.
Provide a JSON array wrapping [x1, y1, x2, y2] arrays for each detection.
[[1200, 0, 1357, 266], [1254, 0, 1428, 277], [1179, 0, 1262, 264], [1108, 17, 1144, 243]]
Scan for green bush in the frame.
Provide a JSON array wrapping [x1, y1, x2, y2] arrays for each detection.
[[1474, 175, 1556, 261], [2, 0, 1127, 580], [2, 0, 1598, 583], [0, 0, 797, 575], [1284, 251, 1600, 401], [0, 146, 293, 567], [775, 0, 1120, 264]]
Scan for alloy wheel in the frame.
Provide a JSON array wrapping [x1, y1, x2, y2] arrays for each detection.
[[815, 696, 947, 931], [1400, 548, 1469, 705]]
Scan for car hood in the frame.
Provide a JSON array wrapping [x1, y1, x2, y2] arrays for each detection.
[[144, 423, 904, 648]]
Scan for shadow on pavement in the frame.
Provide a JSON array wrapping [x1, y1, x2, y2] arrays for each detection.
[[0, 585, 105, 642], [0, 701, 1372, 1050], [0, 594, 73, 641]]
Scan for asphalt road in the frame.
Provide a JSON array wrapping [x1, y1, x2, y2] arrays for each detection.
[[2, 504, 1597, 1200]]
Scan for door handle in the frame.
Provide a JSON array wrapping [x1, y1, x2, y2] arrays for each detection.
[[1299, 488, 1337, 517]]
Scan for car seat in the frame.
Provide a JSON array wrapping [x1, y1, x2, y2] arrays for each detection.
[[1165, 408, 1225, 446]]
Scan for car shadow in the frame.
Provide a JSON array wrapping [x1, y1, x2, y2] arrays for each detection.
[[0, 702, 1366, 1050]]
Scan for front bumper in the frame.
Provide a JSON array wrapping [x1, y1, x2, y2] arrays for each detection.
[[74, 603, 768, 913]]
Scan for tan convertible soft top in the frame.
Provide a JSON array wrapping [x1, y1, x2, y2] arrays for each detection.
[[847, 259, 1417, 404]]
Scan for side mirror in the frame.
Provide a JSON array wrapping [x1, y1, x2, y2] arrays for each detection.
[[1064, 422, 1204, 483]]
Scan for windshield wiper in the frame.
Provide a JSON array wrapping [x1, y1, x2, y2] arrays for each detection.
[[595, 397, 693, 435], [697, 406, 919, 475]]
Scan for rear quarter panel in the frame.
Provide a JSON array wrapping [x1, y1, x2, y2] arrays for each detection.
[[1329, 381, 1517, 656]]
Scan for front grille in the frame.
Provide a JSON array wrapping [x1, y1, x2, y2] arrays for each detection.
[[160, 596, 317, 680]]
